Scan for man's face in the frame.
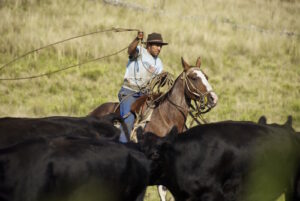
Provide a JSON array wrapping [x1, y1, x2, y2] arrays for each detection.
[[147, 43, 162, 57]]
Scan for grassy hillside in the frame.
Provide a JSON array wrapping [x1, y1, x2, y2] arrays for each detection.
[[0, 0, 299, 200]]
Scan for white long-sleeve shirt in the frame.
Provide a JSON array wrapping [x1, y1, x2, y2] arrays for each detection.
[[123, 46, 163, 91]]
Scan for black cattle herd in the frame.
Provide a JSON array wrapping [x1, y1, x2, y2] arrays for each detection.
[[0, 113, 299, 201]]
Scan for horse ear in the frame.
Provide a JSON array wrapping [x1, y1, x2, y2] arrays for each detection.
[[196, 56, 201, 68], [181, 57, 190, 71]]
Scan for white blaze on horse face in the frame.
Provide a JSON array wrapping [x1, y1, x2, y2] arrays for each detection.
[[194, 69, 213, 92]]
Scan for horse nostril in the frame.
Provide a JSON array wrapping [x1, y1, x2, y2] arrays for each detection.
[[208, 92, 218, 106]]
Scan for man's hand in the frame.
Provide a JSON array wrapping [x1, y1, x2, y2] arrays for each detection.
[[137, 31, 144, 40], [128, 31, 144, 56]]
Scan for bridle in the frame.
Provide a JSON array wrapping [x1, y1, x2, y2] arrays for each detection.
[[158, 67, 214, 129], [142, 67, 215, 130], [181, 67, 213, 115]]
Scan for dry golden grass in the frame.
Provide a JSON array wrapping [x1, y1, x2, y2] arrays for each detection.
[[1, 0, 299, 129]]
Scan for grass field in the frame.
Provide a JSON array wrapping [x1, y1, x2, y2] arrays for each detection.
[[0, 0, 299, 200]]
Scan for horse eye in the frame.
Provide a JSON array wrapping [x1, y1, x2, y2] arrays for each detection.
[[190, 76, 197, 80]]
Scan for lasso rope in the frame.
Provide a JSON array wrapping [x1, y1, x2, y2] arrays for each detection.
[[142, 72, 175, 103], [0, 46, 128, 81], [0, 27, 139, 81]]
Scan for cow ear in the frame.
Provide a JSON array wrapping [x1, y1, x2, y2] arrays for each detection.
[[159, 126, 178, 153], [258, 116, 267, 125], [181, 57, 190, 72], [136, 126, 144, 142], [170, 126, 178, 135], [166, 126, 178, 142], [284, 115, 293, 128]]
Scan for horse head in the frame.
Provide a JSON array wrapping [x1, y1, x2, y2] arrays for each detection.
[[181, 57, 218, 111]]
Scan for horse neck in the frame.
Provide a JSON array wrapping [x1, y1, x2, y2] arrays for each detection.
[[167, 75, 190, 112], [158, 74, 191, 131]]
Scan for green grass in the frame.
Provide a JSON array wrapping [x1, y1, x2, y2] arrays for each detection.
[[0, 0, 299, 200]]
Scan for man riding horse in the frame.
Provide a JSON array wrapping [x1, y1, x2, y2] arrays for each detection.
[[118, 31, 168, 142], [89, 31, 218, 201]]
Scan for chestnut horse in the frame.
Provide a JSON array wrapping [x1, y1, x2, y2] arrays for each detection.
[[89, 57, 218, 137]]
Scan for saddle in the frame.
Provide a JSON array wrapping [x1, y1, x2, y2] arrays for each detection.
[[129, 94, 162, 142]]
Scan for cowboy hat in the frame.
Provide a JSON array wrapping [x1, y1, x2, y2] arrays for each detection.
[[143, 32, 168, 45]]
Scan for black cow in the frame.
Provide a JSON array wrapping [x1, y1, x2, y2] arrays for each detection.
[[0, 113, 129, 147], [138, 119, 300, 201], [0, 136, 149, 201]]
